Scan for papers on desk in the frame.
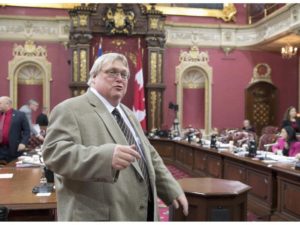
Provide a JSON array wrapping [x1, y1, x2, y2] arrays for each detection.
[[0, 173, 13, 179], [218, 143, 230, 148], [16, 155, 44, 168], [36, 193, 51, 197], [256, 151, 297, 164]]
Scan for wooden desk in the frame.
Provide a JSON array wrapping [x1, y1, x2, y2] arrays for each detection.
[[0, 167, 56, 220], [171, 178, 251, 221], [150, 138, 300, 221]]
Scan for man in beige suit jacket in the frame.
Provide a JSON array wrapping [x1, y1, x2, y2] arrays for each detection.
[[42, 53, 188, 221]]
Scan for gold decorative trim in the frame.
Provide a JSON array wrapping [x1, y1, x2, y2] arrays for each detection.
[[103, 4, 136, 34], [79, 50, 87, 82], [8, 40, 52, 110], [250, 63, 272, 85], [157, 92, 162, 128], [111, 39, 126, 49], [72, 16, 78, 27], [127, 52, 137, 68], [158, 53, 162, 83], [180, 45, 209, 63], [17, 63, 43, 85], [150, 91, 157, 130], [73, 50, 78, 82], [73, 90, 78, 96], [80, 89, 86, 95], [13, 39, 47, 57], [182, 69, 205, 89], [79, 15, 88, 27], [150, 52, 157, 84], [149, 18, 159, 30], [146, 3, 237, 22]]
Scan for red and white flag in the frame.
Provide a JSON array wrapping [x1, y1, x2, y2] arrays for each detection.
[[133, 48, 146, 130]]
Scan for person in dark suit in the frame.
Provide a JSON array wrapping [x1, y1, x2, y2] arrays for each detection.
[[281, 106, 300, 133], [0, 96, 30, 163], [42, 53, 188, 221], [36, 107, 49, 127]]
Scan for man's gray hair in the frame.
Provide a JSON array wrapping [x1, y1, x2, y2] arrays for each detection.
[[28, 99, 39, 106], [87, 53, 129, 86]]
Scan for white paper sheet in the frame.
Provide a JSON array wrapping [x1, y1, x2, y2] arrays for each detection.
[[0, 173, 13, 179]]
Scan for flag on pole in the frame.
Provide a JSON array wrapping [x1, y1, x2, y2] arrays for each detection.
[[133, 47, 146, 130], [97, 38, 103, 57]]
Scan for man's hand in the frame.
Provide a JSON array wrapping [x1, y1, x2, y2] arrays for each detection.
[[17, 143, 26, 151], [37, 135, 44, 141], [172, 193, 189, 216], [112, 144, 141, 170]]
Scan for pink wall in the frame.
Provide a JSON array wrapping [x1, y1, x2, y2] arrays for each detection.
[[0, 41, 71, 111], [46, 42, 72, 109], [0, 6, 68, 17], [183, 88, 205, 128], [163, 47, 298, 130]]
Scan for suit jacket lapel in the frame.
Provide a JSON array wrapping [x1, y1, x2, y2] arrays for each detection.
[[86, 91, 143, 177], [86, 91, 126, 144]]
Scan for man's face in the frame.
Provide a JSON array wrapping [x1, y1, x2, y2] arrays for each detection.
[[0, 98, 5, 112], [92, 60, 129, 106], [30, 104, 39, 112], [243, 120, 250, 127], [0, 98, 9, 112]]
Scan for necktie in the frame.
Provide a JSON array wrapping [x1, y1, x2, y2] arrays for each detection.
[[112, 108, 150, 189], [0, 113, 6, 143]]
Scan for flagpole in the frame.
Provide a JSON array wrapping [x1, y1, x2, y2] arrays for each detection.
[[133, 37, 147, 130]]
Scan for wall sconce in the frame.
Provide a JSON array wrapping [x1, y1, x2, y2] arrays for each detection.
[[281, 43, 298, 59]]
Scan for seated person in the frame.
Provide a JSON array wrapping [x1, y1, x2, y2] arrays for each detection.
[[281, 106, 300, 133], [272, 126, 300, 157], [242, 119, 255, 132], [36, 107, 49, 127]]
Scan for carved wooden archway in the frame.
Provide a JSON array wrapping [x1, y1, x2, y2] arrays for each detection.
[[8, 40, 52, 110], [245, 63, 277, 135], [176, 46, 213, 135], [69, 3, 166, 130]]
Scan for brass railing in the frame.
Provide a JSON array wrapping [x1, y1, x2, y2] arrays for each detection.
[[248, 4, 285, 24]]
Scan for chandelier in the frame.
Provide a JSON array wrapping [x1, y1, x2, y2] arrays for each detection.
[[281, 44, 298, 59]]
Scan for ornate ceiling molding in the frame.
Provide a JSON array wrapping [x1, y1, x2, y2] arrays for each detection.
[[165, 4, 300, 51], [0, 15, 69, 43]]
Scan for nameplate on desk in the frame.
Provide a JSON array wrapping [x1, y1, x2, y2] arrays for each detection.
[[36, 192, 51, 197], [0, 173, 13, 179]]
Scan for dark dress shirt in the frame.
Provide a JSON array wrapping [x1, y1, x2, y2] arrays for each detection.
[[0, 109, 30, 162], [36, 113, 49, 126], [282, 119, 300, 133]]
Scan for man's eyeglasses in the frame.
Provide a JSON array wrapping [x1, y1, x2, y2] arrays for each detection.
[[102, 69, 129, 80]]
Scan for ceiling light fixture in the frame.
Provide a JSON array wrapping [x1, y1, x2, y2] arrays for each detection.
[[281, 43, 298, 59]]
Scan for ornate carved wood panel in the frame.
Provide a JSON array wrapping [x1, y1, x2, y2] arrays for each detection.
[[245, 81, 277, 136], [69, 4, 166, 131]]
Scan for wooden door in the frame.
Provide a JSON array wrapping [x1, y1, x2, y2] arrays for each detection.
[[245, 81, 277, 136]]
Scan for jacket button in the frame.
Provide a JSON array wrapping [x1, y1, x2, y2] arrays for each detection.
[[139, 205, 145, 210]]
